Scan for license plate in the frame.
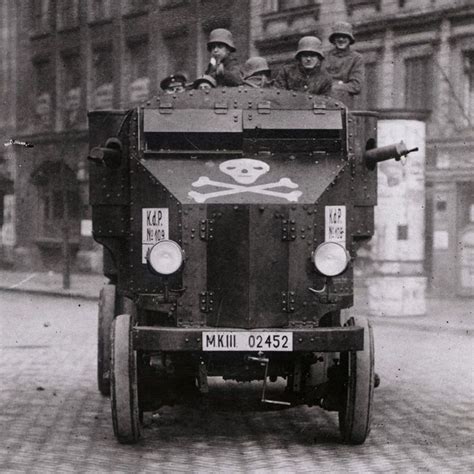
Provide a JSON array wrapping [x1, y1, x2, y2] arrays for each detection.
[[202, 331, 293, 351]]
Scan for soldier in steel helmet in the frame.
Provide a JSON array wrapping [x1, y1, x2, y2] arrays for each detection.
[[160, 74, 187, 94], [324, 21, 364, 107], [205, 28, 242, 87], [193, 74, 217, 91], [241, 57, 273, 88], [274, 36, 332, 95]]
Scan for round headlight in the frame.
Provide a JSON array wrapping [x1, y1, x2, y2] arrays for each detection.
[[313, 242, 349, 277], [147, 240, 184, 275]]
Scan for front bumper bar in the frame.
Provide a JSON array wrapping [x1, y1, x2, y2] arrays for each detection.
[[133, 326, 363, 352]]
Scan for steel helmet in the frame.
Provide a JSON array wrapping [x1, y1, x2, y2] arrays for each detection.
[[193, 74, 217, 89], [207, 28, 236, 52], [242, 57, 270, 80], [295, 36, 325, 59], [329, 21, 355, 44]]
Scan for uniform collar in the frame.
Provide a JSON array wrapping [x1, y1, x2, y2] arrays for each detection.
[[331, 48, 351, 57]]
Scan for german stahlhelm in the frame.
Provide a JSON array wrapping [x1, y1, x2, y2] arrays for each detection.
[[329, 21, 355, 44], [242, 57, 270, 80], [295, 36, 325, 60], [207, 28, 236, 52], [193, 74, 217, 89]]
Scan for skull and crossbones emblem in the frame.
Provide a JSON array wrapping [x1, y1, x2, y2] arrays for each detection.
[[188, 159, 302, 203]]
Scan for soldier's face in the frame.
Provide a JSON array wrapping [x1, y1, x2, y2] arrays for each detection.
[[198, 82, 212, 90], [210, 43, 231, 62], [334, 35, 351, 50], [299, 52, 321, 70], [246, 73, 271, 88], [165, 83, 185, 94]]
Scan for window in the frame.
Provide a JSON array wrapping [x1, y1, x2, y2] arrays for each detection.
[[32, 0, 51, 34], [405, 56, 432, 110], [34, 59, 53, 129], [165, 34, 189, 78], [345, 0, 381, 15], [464, 52, 474, 126], [264, 0, 315, 12], [62, 54, 82, 127], [89, 0, 112, 21], [125, 0, 150, 14], [128, 40, 149, 104], [32, 162, 80, 241], [93, 46, 114, 109], [159, 0, 187, 8], [363, 62, 378, 109], [57, 0, 80, 30]]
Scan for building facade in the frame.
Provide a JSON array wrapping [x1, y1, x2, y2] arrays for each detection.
[[252, 0, 474, 297], [5, 0, 250, 272], [0, 1, 18, 266]]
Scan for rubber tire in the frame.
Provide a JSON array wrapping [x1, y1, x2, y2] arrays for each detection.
[[97, 284, 116, 396], [338, 316, 375, 445], [111, 314, 141, 444]]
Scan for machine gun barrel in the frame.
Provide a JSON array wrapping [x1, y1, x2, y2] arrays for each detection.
[[364, 141, 418, 170]]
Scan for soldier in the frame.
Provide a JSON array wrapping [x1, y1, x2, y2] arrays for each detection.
[[274, 36, 332, 95], [205, 28, 242, 87], [241, 57, 273, 88], [193, 75, 217, 90], [160, 74, 187, 94], [324, 21, 364, 107]]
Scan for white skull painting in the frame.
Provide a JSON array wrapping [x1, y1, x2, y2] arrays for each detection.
[[219, 158, 270, 184]]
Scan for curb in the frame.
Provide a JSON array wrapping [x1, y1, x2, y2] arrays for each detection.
[[370, 317, 472, 336], [0, 286, 99, 302]]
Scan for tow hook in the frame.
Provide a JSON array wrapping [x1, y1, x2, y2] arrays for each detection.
[[246, 352, 291, 407]]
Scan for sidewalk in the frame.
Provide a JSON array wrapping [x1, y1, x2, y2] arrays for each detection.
[[0, 270, 107, 301], [0, 269, 472, 334]]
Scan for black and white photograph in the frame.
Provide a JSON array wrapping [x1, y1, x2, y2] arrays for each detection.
[[0, 0, 473, 472]]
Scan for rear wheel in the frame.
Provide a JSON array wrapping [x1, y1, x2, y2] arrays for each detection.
[[97, 284, 116, 396], [111, 313, 141, 444], [338, 316, 374, 445]]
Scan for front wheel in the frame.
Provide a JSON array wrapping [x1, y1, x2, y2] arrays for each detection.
[[111, 313, 141, 444], [97, 284, 116, 396], [338, 316, 375, 445]]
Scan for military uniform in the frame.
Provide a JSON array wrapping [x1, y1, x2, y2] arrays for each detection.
[[274, 62, 332, 95], [324, 21, 364, 107], [324, 48, 364, 96], [206, 56, 242, 87]]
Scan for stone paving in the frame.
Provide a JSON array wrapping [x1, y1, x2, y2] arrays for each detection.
[[0, 292, 473, 473]]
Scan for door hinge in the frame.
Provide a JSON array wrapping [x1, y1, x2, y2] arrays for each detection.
[[282, 219, 297, 241], [199, 219, 214, 241], [281, 290, 296, 313], [199, 291, 214, 313]]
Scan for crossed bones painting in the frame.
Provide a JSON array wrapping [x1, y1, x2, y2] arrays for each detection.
[[188, 158, 303, 203]]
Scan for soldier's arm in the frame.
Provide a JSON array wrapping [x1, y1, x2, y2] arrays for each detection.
[[217, 62, 243, 86], [321, 76, 333, 96], [273, 67, 288, 89], [332, 54, 364, 95]]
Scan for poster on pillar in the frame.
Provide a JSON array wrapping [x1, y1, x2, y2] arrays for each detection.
[[374, 120, 425, 263], [368, 119, 427, 316]]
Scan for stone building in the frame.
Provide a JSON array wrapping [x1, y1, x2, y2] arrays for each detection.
[[6, 0, 250, 272], [0, 1, 18, 266], [252, 0, 474, 297]]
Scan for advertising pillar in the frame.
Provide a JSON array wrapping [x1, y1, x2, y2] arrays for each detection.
[[367, 113, 427, 316]]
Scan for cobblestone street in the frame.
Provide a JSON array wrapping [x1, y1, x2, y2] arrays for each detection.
[[0, 291, 472, 473]]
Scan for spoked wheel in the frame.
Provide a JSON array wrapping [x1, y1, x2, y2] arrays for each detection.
[[338, 315, 375, 445], [111, 313, 141, 444], [97, 284, 116, 396]]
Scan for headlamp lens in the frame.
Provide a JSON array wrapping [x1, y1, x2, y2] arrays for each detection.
[[313, 242, 349, 276], [147, 240, 184, 275]]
